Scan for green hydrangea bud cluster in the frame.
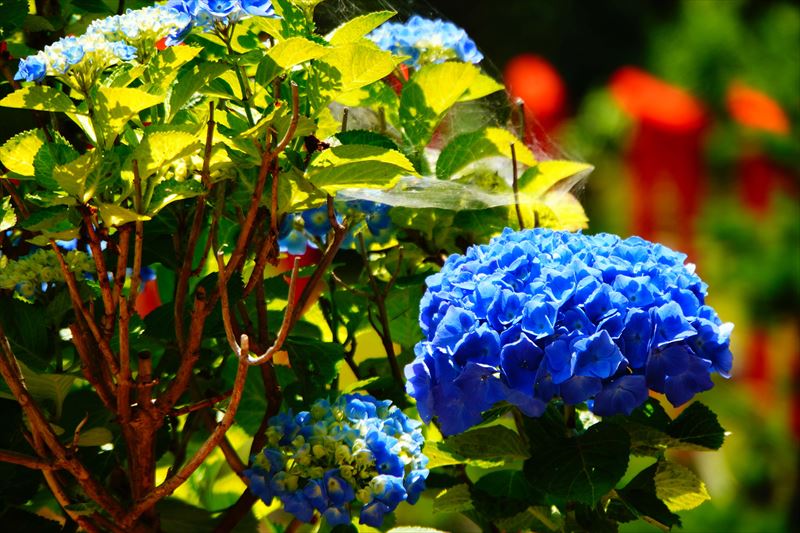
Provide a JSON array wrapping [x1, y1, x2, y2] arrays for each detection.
[[0, 249, 94, 298]]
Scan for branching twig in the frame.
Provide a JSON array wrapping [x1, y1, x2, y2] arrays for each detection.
[[170, 389, 233, 417], [79, 206, 115, 338], [357, 234, 403, 385], [0, 449, 56, 470], [50, 242, 120, 378], [121, 338, 251, 529], [245, 258, 300, 365], [0, 326, 125, 520]]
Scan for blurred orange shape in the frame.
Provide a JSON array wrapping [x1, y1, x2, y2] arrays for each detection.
[[504, 54, 566, 136], [726, 82, 790, 135], [610, 67, 706, 133]]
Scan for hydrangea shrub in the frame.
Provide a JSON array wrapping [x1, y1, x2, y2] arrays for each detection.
[[0, 0, 729, 531]]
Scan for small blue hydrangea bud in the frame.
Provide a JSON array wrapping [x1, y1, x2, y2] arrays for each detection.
[[14, 56, 47, 82]]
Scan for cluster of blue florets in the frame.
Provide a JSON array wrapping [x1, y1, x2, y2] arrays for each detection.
[[15, 5, 189, 82], [279, 201, 393, 255], [368, 15, 483, 67], [405, 228, 733, 435], [167, 0, 274, 37], [244, 394, 428, 527]]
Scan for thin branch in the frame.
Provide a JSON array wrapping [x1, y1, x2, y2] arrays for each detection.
[[50, 241, 120, 378], [79, 206, 115, 337], [273, 82, 300, 156], [170, 389, 233, 417], [121, 339, 251, 529], [511, 143, 525, 230], [158, 286, 213, 414], [246, 257, 300, 365], [0, 326, 125, 520], [0, 449, 56, 470], [286, 196, 348, 328], [111, 224, 132, 314], [175, 105, 215, 348], [69, 322, 115, 410], [358, 234, 402, 385], [225, 83, 299, 280], [1, 177, 29, 218]]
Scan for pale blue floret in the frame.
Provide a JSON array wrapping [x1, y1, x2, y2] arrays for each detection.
[[368, 15, 483, 67]]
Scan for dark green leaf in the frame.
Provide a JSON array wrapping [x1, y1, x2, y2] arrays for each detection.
[[471, 470, 543, 521], [71, 0, 114, 14], [436, 127, 536, 180], [666, 402, 726, 451], [284, 337, 345, 406], [445, 426, 529, 463], [0, 0, 28, 38], [523, 418, 630, 505], [335, 129, 398, 150], [167, 62, 229, 120], [0, 299, 55, 371], [432, 483, 473, 514]]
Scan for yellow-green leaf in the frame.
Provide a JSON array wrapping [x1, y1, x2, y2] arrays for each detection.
[[654, 460, 711, 512], [318, 41, 399, 99], [527, 191, 588, 231], [133, 130, 200, 180], [436, 127, 536, 179], [95, 87, 165, 147], [459, 71, 504, 102], [0, 129, 46, 177], [307, 144, 416, 195], [0, 85, 79, 114], [255, 36, 328, 86], [53, 152, 98, 200], [520, 160, 593, 199], [400, 62, 491, 146], [98, 204, 151, 226], [326, 11, 396, 45], [1, 197, 16, 232]]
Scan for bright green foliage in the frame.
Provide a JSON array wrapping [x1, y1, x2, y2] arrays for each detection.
[[436, 127, 537, 179], [0, 86, 80, 114], [0, 129, 46, 177]]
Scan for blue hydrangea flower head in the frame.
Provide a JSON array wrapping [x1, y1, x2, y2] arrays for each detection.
[[405, 228, 733, 435], [368, 15, 483, 68], [244, 394, 428, 527]]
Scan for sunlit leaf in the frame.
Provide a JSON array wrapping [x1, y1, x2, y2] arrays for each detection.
[[326, 11, 396, 45], [0, 129, 46, 177], [654, 460, 710, 512], [0, 86, 79, 114]]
